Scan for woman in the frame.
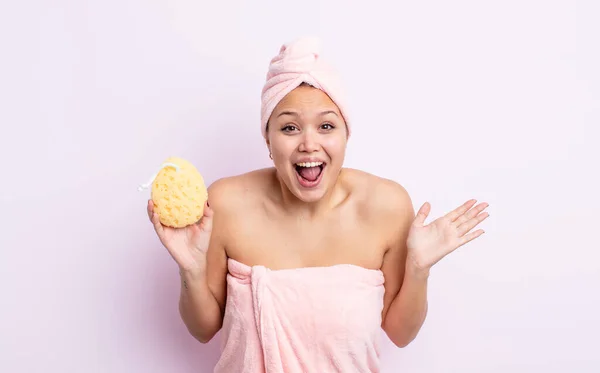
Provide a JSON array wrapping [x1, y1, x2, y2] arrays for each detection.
[[147, 37, 489, 372]]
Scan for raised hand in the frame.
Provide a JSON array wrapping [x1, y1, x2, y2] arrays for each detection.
[[147, 199, 213, 273], [406, 199, 489, 271]]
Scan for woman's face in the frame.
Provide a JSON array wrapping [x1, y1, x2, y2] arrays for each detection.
[[266, 84, 348, 203]]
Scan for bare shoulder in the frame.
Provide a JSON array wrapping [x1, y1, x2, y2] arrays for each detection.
[[207, 168, 273, 213], [342, 168, 414, 220]]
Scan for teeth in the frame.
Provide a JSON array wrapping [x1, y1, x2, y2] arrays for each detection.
[[296, 161, 323, 168]]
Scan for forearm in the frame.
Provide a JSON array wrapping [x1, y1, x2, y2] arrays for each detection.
[[178, 269, 223, 343], [383, 263, 430, 347]]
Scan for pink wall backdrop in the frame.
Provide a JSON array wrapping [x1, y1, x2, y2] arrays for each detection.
[[1, 1, 599, 372]]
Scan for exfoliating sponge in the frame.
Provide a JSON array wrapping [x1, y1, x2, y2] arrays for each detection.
[[138, 156, 208, 228]]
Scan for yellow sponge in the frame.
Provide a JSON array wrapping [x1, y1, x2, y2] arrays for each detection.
[[138, 156, 208, 228]]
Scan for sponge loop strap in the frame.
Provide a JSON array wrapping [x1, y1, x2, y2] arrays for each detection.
[[137, 162, 180, 191]]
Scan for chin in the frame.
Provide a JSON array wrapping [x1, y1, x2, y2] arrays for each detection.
[[293, 188, 327, 203]]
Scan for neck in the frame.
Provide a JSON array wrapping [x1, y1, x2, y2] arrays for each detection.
[[272, 168, 346, 219]]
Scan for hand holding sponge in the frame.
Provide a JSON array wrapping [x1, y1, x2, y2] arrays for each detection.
[[138, 157, 208, 228]]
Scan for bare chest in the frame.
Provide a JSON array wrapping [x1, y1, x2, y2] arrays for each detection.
[[224, 209, 388, 270]]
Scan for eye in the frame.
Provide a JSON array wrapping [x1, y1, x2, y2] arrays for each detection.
[[321, 122, 335, 130], [281, 125, 298, 132]]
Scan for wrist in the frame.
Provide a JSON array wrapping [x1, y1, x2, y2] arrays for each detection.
[[405, 260, 431, 280], [179, 266, 206, 281]]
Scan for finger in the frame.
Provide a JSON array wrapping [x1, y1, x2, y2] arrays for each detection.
[[195, 201, 213, 225], [454, 202, 489, 226], [151, 211, 164, 236], [413, 202, 431, 227], [203, 200, 213, 217], [457, 211, 490, 236], [188, 221, 201, 234], [459, 228, 485, 246], [147, 199, 153, 221], [447, 199, 477, 222], [199, 202, 214, 232], [195, 201, 213, 231]]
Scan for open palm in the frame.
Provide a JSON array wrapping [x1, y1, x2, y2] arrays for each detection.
[[406, 199, 489, 271], [147, 199, 213, 272]]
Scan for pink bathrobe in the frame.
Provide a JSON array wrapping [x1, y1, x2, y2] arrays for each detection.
[[213, 258, 386, 373]]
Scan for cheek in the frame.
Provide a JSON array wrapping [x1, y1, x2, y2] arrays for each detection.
[[322, 136, 347, 160], [271, 140, 296, 160]]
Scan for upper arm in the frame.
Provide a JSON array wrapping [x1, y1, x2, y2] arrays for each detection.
[[205, 178, 233, 316], [378, 181, 415, 323]]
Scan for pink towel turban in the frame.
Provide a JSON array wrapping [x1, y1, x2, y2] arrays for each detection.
[[260, 37, 350, 139]]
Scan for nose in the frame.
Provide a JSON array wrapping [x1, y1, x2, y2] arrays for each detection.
[[298, 128, 320, 153]]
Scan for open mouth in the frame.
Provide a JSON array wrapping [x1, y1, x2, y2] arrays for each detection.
[[294, 161, 325, 188]]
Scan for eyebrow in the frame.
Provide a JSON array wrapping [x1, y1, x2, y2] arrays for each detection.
[[276, 110, 339, 118]]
